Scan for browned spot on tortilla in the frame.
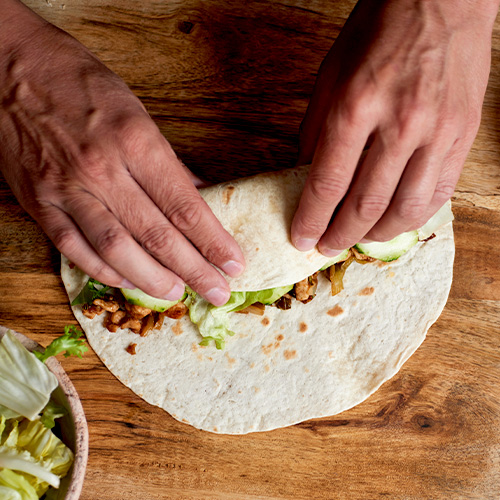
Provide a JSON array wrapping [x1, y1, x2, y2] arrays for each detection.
[[213, 427, 218, 432], [304, 367, 310, 373], [197, 354, 204, 361], [225, 352, 236, 367], [299, 322, 308, 333], [280, 325, 285, 330], [377, 260, 390, 267], [255, 247, 260, 251], [262, 343, 275, 355], [250, 362, 255, 369], [264, 365, 270, 372], [254, 387, 260, 393], [222, 185, 235, 204], [172, 321, 183, 336], [388, 271, 395, 278], [207, 356, 213, 361], [182, 418, 188, 423], [276, 334, 284, 341], [284, 349, 297, 360], [191, 342, 199, 352], [238, 390, 242, 394], [261, 317, 270, 326], [359, 287, 375, 296], [329, 351, 334, 358], [328, 305, 344, 317]]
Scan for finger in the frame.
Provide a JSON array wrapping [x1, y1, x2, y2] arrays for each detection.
[[100, 178, 237, 305], [36, 204, 130, 288], [122, 136, 245, 276], [291, 104, 373, 251], [64, 192, 189, 303], [362, 145, 446, 242], [316, 132, 416, 255], [297, 51, 341, 166], [406, 140, 467, 232]]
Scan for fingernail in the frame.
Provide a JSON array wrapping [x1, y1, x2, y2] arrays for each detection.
[[359, 238, 372, 244], [320, 248, 343, 258], [205, 287, 230, 306], [164, 282, 185, 301], [221, 260, 244, 277], [120, 279, 135, 290], [294, 238, 318, 251]]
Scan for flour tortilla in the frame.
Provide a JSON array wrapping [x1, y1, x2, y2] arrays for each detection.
[[61, 167, 454, 434]]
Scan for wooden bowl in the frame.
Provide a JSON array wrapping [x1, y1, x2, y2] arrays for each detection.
[[0, 326, 88, 500]]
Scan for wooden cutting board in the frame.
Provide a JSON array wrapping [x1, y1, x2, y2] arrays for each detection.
[[1, 1, 500, 498]]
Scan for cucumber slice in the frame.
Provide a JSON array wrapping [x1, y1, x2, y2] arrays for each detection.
[[120, 287, 186, 312], [418, 201, 453, 240], [354, 231, 418, 262], [319, 249, 350, 270]]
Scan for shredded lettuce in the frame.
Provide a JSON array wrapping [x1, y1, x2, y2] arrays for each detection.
[[0, 329, 80, 499], [186, 285, 293, 349], [0, 469, 38, 500]]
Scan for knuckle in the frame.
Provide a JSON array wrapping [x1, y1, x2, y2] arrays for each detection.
[[203, 237, 232, 265], [395, 197, 428, 222], [117, 115, 156, 159], [76, 146, 110, 183], [94, 226, 128, 257], [168, 199, 203, 234], [293, 215, 327, 240], [395, 105, 427, 144], [353, 194, 389, 223], [140, 224, 177, 257], [51, 227, 80, 256], [433, 180, 456, 202], [340, 79, 377, 125], [308, 174, 348, 203]]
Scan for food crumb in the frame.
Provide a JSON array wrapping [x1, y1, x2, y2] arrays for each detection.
[[126, 343, 137, 355]]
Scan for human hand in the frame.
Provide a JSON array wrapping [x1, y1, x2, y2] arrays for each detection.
[[292, 0, 498, 255], [0, 1, 244, 305]]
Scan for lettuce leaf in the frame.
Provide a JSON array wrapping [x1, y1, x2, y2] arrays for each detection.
[[39, 402, 67, 431], [33, 325, 87, 363], [186, 285, 293, 349], [0, 332, 58, 421], [71, 277, 110, 305]]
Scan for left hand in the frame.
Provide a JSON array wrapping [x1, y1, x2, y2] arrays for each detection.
[[292, 0, 497, 255]]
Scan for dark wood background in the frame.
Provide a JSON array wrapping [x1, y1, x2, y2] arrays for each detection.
[[1, 1, 500, 498]]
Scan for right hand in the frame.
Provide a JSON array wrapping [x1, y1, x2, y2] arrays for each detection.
[[0, 1, 245, 306]]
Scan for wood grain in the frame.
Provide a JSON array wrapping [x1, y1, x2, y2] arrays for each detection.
[[1, 1, 500, 498]]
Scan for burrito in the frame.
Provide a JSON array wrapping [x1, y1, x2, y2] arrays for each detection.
[[61, 166, 454, 434]]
